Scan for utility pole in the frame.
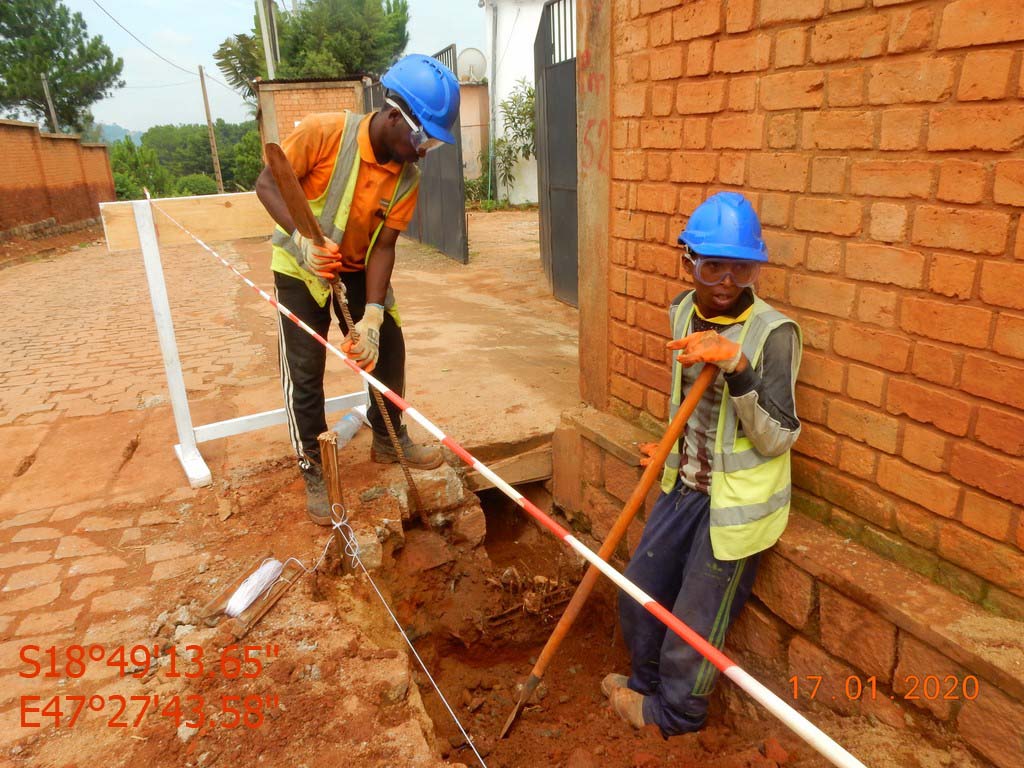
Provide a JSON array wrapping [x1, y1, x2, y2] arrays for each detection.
[[198, 66, 225, 194], [256, 0, 277, 80], [40, 73, 59, 133]]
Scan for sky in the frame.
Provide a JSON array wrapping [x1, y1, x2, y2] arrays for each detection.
[[60, 0, 487, 132]]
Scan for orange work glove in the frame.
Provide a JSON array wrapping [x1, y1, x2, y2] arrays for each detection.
[[638, 442, 657, 467], [666, 331, 744, 373], [291, 231, 344, 280]]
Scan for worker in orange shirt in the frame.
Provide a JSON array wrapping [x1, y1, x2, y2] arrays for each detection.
[[255, 54, 460, 524]]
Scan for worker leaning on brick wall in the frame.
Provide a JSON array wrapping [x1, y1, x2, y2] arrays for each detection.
[[604, 192, 804, 737]]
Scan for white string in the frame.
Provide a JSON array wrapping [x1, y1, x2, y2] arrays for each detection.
[[225, 558, 284, 617]]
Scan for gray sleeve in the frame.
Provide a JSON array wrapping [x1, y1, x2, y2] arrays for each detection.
[[723, 324, 801, 457]]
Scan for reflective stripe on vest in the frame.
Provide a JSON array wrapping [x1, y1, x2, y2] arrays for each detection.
[[659, 293, 802, 561], [270, 111, 420, 310]]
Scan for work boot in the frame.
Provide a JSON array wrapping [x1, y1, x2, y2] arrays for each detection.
[[601, 673, 629, 698], [610, 686, 647, 729], [301, 462, 332, 527], [371, 428, 443, 470]]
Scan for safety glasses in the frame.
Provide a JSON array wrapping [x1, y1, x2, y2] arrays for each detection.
[[683, 246, 761, 288], [385, 98, 444, 154]]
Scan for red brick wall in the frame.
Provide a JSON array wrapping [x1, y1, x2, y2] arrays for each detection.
[[261, 82, 363, 145], [606, 0, 1024, 614], [0, 120, 114, 233]]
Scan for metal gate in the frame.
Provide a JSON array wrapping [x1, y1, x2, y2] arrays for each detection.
[[535, 0, 578, 306], [364, 45, 469, 263]]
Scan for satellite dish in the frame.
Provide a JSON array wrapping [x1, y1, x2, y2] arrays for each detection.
[[457, 48, 487, 83]]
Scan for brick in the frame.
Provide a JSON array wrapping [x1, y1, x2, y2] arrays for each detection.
[[893, 634, 966, 721], [1017, 217, 1024, 260], [775, 28, 806, 69], [637, 183, 677, 213], [851, 160, 932, 200], [0, 547, 52, 570], [640, 119, 683, 148], [670, 152, 716, 183], [803, 111, 873, 150], [650, 85, 674, 117], [879, 108, 923, 151], [937, 0, 1024, 49], [844, 243, 923, 288], [888, 7, 934, 53], [69, 574, 115, 601], [962, 354, 1024, 410], [2, 582, 60, 613], [958, 51, 1014, 102], [793, 312, 831, 350], [868, 59, 955, 105], [911, 206, 1009, 256], [649, 10, 674, 47], [789, 273, 856, 318], [53, 535, 104, 559], [753, 552, 815, 629], [888, 378, 972, 437], [994, 160, 1024, 207], [710, 113, 764, 149], [901, 295, 993, 348], [959, 682, 1024, 768], [1, 563, 62, 592], [936, 160, 987, 205], [961, 489, 1017, 541], [869, 203, 907, 243], [827, 67, 865, 107], [856, 286, 898, 327], [11, 527, 61, 542], [979, 261, 1024, 310], [613, 151, 644, 181], [630, 53, 650, 82], [718, 153, 745, 185], [713, 34, 770, 73], [683, 117, 708, 148], [650, 46, 684, 81], [811, 157, 843, 195], [975, 405, 1024, 458], [900, 423, 947, 473], [796, 383, 829, 422], [91, 588, 151, 614], [762, 230, 804, 265], [725, 0, 756, 33], [951, 441, 1024, 506], [820, 586, 897, 681], [615, 18, 648, 53], [795, 423, 839, 463], [839, 440, 877, 481], [760, 71, 824, 111], [827, 399, 899, 453], [746, 153, 808, 193], [941, 521, 1024, 598], [842, 364, 882, 407], [793, 197, 861, 236], [675, 81, 726, 114], [144, 542, 194, 564], [928, 253, 976, 300], [810, 15, 888, 64], [610, 375, 645, 408], [993, 313, 1024, 360], [727, 76, 757, 110], [672, 0, 721, 41], [877, 455, 960, 517], [614, 85, 647, 118], [686, 39, 713, 76], [829, 0, 866, 8], [928, 105, 1024, 152], [788, 636, 860, 715], [728, 601, 787, 660], [833, 322, 910, 372], [806, 237, 841, 273], [799, 350, 845, 392], [760, 0, 825, 25], [767, 114, 797, 148]]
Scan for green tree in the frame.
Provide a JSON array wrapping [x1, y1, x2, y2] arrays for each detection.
[[0, 0, 124, 132], [214, 32, 262, 107], [493, 80, 536, 202], [232, 129, 264, 190], [142, 124, 213, 178], [176, 173, 220, 196], [110, 137, 173, 200]]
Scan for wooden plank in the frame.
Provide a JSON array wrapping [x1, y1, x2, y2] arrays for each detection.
[[466, 446, 553, 491], [100, 192, 275, 253]]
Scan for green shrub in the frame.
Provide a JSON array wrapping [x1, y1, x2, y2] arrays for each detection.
[[176, 173, 220, 197]]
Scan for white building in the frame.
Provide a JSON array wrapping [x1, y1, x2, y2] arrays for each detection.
[[483, 0, 546, 204]]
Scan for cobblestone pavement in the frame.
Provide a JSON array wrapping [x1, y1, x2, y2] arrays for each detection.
[[0, 211, 577, 763]]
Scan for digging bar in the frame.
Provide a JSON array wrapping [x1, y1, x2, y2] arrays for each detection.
[[499, 363, 718, 739]]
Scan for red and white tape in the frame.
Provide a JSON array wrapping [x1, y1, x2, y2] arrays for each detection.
[[149, 200, 866, 768]]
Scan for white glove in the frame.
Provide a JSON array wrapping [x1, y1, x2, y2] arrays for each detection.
[[342, 304, 384, 372], [291, 230, 343, 279]]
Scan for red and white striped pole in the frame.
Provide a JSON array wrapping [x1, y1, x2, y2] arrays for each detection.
[[149, 201, 866, 768]]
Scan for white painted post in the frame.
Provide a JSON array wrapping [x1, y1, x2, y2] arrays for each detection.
[[132, 200, 212, 488]]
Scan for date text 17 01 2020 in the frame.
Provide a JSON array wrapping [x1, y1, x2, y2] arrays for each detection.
[[789, 674, 980, 702]]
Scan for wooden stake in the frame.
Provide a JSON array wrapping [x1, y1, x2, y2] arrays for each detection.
[[318, 429, 351, 574], [198, 66, 225, 194]]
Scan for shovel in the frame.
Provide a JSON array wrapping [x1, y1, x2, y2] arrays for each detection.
[[499, 363, 718, 739]]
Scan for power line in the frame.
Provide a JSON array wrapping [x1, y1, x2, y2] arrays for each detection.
[[123, 80, 194, 89], [89, 0, 239, 95]]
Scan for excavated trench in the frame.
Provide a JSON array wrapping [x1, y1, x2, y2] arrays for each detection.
[[376, 480, 814, 768]]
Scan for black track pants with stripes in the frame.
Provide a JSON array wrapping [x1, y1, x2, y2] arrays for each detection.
[[274, 270, 405, 469]]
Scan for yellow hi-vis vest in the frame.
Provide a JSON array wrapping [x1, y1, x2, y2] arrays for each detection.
[[269, 111, 419, 320], [660, 292, 802, 561]]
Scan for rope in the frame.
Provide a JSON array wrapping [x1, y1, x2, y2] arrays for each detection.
[[225, 558, 284, 617], [142, 199, 864, 768]]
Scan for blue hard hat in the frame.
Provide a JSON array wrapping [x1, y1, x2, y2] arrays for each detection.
[[677, 192, 768, 263], [381, 54, 461, 145]]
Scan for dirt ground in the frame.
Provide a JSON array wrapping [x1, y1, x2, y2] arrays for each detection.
[[0, 214, 980, 767]]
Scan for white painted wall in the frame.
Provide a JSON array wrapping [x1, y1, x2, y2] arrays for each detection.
[[485, 0, 545, 204]]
